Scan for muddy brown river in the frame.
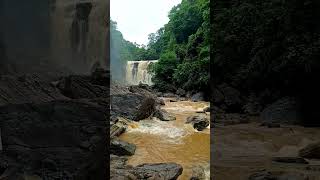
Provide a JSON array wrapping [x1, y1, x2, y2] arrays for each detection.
[[120, 98, 210, 179]]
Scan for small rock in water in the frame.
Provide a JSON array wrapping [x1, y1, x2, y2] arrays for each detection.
[[110, 138, 136, 156], [154, 109, 176, 121], [272, 157, 309, 164], [186, 115, 209, 131]]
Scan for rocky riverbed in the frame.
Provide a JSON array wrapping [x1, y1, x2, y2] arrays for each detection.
[[212, 121, 320, 180], [110, 83, 211, 180]]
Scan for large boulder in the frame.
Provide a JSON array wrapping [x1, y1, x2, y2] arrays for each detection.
[[186, 115, 209, 131], [260, 97, 302, 125], [110, 160, 183, 180], [110, 138, 136, 156], [0, 99, 108, 179], [131, 163, 183, 180], [111, 94, 156, 121]]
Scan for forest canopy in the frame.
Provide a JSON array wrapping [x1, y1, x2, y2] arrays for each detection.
[[146, 0, 210, 94]]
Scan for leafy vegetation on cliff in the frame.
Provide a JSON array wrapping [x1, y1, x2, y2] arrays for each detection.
[[212, 0, 320, 104], [147, 0, 210, 94]]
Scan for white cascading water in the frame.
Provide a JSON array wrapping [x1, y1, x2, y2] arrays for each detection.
[[126, 60, 158, 85]]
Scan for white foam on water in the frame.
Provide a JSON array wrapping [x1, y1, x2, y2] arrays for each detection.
[[126, 118, 188, 142]]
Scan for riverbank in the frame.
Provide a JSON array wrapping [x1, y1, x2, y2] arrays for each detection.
[[213, 122, 320, 180]]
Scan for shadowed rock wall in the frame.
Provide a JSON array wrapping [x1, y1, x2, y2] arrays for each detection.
[[1, 0, 108, 76]]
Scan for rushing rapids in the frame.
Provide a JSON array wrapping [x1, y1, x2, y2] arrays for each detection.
[[126, 60, 158, 85], [120, 98, 210, 179]]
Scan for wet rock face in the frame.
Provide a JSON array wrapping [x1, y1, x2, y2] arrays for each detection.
[[2, 0, 108, 76], [0, 99, 108, 179]]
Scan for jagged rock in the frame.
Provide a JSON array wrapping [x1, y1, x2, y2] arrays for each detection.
[[154, 109, 176, 121], [134, 97, 156, 121], [110, 158, 183, 180], [272, 157, 308, 164], [260, 97, 302, 125], [131, 163, 183, 180], [110, 138, 136, 156], [129, 84, 155, 98], [57, 74, 109, 99], [190, 165, 205, 180], [0, 75, 67, 106], [186, 115, 209, 131], [191, 92, 205, 102], [110, 155, 128, 169], [299, 142, 320, 159]]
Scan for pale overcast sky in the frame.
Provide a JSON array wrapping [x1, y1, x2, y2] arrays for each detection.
[[111, 0, 182, 45]]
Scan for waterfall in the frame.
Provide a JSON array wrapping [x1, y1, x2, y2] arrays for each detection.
[[126, 60, 158, 85]]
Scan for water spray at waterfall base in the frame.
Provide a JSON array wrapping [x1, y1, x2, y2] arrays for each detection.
[[126, 60, 158, 85]]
